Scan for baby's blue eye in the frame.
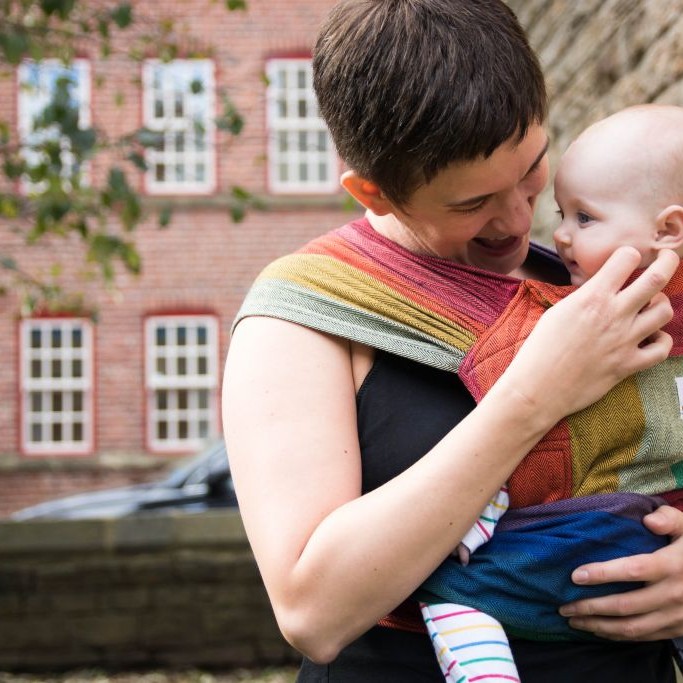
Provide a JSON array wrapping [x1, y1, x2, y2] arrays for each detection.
[[577, 211, 593, 225]]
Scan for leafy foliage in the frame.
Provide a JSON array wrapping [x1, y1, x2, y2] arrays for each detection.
[[0, 0, 251, 312]]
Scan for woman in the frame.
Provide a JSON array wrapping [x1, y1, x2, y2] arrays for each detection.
[[223, 1, 683, 680]]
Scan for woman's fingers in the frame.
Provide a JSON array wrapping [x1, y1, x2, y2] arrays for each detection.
[[559, 506, 683, 641], [580, 245, 644, 295], [615, 248, 679, 313]]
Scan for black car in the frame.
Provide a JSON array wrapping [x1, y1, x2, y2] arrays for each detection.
[[11, 439, 237, 520]]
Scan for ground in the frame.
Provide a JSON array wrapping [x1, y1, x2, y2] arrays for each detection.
[[0, 669, 298, 683]]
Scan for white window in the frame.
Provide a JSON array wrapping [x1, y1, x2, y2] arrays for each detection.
[[266, 58, 337, 193], [145, 315, 219, 452], [142, 59, 216, 194], [17, 59, 91, 190], [20, 318, 94, 456]]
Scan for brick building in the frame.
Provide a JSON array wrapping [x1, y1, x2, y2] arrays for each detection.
[[0, 0, 359, 515]]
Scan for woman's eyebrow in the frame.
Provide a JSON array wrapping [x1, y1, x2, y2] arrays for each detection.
[[445, 138, 550, 209]]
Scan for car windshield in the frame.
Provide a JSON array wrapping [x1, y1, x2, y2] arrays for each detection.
[[163, 439, 228, 488]]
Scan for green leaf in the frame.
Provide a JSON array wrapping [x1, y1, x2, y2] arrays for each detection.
[[0, 195, 20, 218], [230, 204, 245, 223], [0, 256, 17, 271], [40, 0, 76, 19], [127, 151, 148, 171], [226, 0, 247, 10], [111, 3, 133, 29], [231, 185, 251, 201], [0, 31, 30, 64], [158, 204, 173, 228]]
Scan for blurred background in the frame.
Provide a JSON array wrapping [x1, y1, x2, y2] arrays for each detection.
[[2, 0, 683, 679]]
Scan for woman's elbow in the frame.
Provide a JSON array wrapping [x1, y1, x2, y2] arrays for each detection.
[[275, 604, 347, 664]]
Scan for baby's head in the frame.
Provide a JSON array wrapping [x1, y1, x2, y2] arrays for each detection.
[[554, 104, 683, 285]]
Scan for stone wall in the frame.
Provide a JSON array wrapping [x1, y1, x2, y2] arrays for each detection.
[[0, 510, 298, 672], [506, 0, 683, 242]]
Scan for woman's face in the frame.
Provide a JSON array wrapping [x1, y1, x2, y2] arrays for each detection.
[[381, 124, 549, 274]]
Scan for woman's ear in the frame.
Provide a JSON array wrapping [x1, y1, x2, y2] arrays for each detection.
[[655, 205, 683, 252], [340, 171, 395, 216]]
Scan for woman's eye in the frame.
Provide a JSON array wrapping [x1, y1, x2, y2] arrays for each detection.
[[452, 200, 487, 215]]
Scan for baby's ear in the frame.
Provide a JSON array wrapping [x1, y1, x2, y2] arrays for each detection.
[[340, 171, 394, 216], [654, 205, 683, 251]]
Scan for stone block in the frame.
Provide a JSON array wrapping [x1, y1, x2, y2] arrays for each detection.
[[0, 519, 108, 555], [104, 587, 150, 611], [66, 614, 140, 648]]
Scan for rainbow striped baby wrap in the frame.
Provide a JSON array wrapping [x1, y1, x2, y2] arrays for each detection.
[[234, 217, 683, 639]]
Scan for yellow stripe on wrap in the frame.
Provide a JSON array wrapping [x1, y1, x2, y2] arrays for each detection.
[[570, 375, 644, 498], [258, 253, 478, 354]]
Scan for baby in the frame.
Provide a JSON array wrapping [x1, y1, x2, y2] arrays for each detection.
[[420, 104, 683, 683]]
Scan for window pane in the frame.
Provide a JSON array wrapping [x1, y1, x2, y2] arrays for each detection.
[[156, 327, 166, 346], [144, 60, 214, 192], [52, 392, 62, 412], [146, 315, 217, 449], [31, 423, 42, 442], [156, 390, 167, 410], [21, 318, 92, 453], [31, 329, 41, 348], [298, 132, 307, 152], [52, 423, 62, 442], [31, 360, 42, 378], [267, 59, 335, 193]]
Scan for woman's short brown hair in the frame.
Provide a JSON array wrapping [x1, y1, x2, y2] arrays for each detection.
[[313, 0, 547, 207]]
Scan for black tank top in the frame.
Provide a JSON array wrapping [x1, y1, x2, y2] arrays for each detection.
[[297, 350, 676, 682]]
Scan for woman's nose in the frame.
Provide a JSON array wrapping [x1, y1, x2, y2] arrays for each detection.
[[498, 190, 534, 236]]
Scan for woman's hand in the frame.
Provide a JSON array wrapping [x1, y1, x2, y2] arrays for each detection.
[[559, 505, 683, 640], [494, 247, 678, 426]]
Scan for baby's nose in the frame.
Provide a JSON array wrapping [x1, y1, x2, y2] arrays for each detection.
[[553, 224, 571, 246]]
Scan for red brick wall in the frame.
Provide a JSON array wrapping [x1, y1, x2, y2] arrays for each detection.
[[0, 0, 361, 515]]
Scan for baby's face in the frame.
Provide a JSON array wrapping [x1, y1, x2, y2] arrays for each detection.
[[553, 143, 657, 286]]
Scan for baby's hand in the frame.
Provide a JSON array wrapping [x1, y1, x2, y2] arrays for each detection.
[[453, 542, 471, 566]]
